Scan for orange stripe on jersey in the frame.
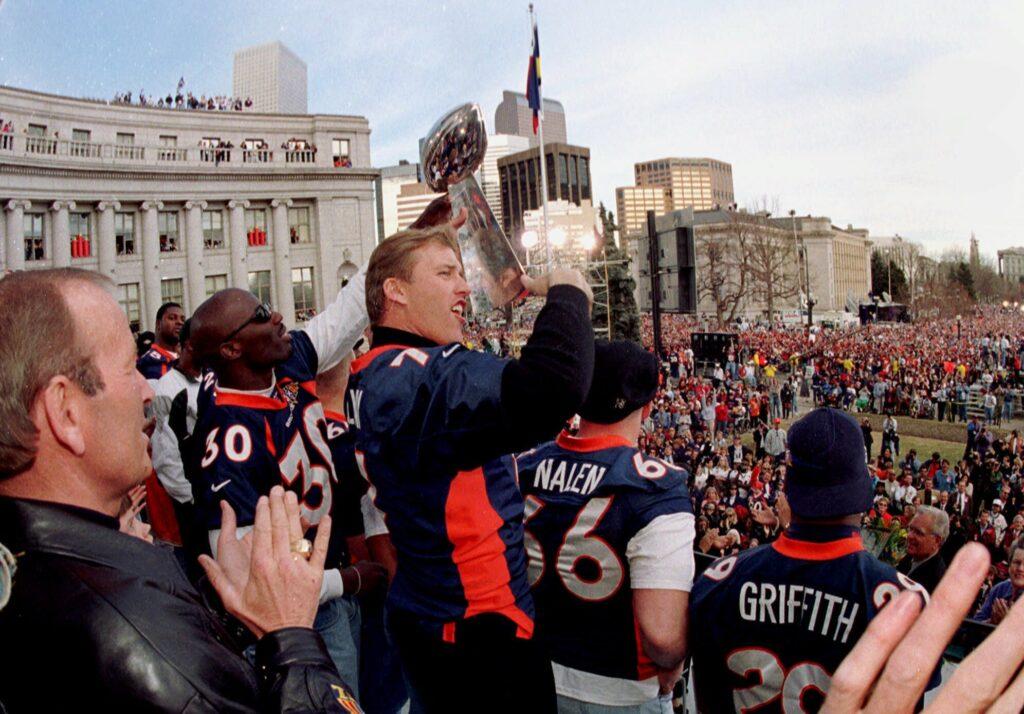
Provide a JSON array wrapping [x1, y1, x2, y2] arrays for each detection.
[[351, 345, 411, 375], [555, 431, 634, 453], [445, 467, 534, 638], [771, 532, 864, 561], [215, 391, 288, 410], [264, 417, 277, 458], [151, 344, 178, 361], [633, 614, 658, 680], [324, 409, 347, 423]]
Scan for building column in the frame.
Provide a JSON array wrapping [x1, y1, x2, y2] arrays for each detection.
[[228, 199, 250, 290], [313, 197, 336, 305], [271, 198, 295, 324], [184, 200, 208, 312], [140, 201, 164, 329], [50, 200, 76, 269], [4, 199, 31, 272], [96, 200, 121, 282]]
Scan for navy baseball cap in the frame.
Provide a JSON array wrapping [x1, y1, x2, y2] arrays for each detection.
[[785, 407, 873, 519], [579, 340, 659, 424]]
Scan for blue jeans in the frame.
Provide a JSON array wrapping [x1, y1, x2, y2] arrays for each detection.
[[556, 693, 673, 713], [315, 595, 362, 701]]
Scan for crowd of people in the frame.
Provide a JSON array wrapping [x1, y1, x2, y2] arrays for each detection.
[[111, 78, 254, 111], [6, 200, 1024, 712], [468, 305, 1024, 623]]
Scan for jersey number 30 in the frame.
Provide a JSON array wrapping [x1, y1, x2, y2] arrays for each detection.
[[523, 496, 624, 602]]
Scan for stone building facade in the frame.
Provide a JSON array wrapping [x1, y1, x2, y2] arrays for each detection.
[[0, 85, 377, 331]]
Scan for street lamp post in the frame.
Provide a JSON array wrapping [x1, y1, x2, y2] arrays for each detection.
[[791, 209, 814, 327], [956, 314, 962, 341], [521, 230, 538, 269]]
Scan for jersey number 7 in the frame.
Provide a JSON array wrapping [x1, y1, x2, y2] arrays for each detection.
[[523, 496, 625, 602]]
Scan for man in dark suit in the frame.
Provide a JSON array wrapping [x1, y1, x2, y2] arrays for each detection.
[[898, 506, 949, 593], [948, 479, 972, 519], [727, 434, 749, 467]]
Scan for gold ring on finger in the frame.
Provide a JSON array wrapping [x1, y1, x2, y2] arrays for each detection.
[[289, 537, 313, 560]]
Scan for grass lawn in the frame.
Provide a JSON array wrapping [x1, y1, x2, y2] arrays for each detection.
[[876, 434, 965, 466], [739, 419, 966, 466]]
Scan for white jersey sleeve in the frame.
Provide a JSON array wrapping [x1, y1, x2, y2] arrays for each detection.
[[150, 371, 194, 504], [302, 264, 369, 374], [360, 492, 389, 538], [626, 512, 696, 591]]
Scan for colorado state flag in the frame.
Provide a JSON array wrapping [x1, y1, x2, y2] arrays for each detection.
[[526, 19, 542, 134]]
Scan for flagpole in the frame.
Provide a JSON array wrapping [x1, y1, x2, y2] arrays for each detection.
[[530, 3, 552, 270]]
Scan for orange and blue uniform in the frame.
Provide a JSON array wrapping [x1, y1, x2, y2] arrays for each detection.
[[346, 340, 534, 638], [137, 344, 177, 382], [346, 285, 593, 713]]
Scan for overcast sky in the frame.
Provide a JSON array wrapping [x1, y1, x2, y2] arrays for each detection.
[[0, 0, 1020, 257]]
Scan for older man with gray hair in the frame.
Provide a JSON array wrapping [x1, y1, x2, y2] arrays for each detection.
[[898, 505, 949, 593]]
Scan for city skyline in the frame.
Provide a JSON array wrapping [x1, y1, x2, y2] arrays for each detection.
[[0, 0, 1020, 255]]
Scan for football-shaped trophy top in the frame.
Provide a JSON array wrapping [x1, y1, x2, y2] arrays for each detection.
[[421, 103, 489, 192]]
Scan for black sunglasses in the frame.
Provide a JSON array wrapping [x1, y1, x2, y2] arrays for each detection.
[[222, 302, 272, 343]]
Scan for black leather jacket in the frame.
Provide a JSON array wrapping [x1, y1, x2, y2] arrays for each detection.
[[0, 497, 359, 713]]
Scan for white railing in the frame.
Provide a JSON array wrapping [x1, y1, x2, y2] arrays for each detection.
[[158, 147, 187, 162], [114, 144, 145, 160], [285, 149, 316, 164], [1, 135, 339, 170], [70, 140, 102, 158], [26, 136, 57, 155], [243, 149, 273, 163], [199, 147, 233, 164]]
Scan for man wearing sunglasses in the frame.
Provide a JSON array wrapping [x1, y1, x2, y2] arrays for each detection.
[[185, 200, 461, 696]]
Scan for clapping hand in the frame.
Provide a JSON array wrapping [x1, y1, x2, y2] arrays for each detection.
[[822, 543, 1024, 713], [199, 487, 330, 639], [118, 484, 152, 543], [751, 502, 779, 527]]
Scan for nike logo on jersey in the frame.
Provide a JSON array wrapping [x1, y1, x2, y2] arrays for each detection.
[[211, 479, 232, 492], [442, 344, 460, 358]]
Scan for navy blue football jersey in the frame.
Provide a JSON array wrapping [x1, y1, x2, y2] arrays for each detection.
[[322, 409, 367, 567], [345, 342, 534, 637], [137, 344, 177, 382], [190, 331, 340, 532], [689, 527, 929, 713], [513, 432, 694, 699]]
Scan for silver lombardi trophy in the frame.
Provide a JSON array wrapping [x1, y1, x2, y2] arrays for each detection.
[[421, 103, 525, 314]]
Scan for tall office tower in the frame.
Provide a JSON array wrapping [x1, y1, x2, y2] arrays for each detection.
[[494, 90, 567, 146], [375, 161, 423, 241], [497, 143, 591, 237], [634, 157, 734, 211], [395, 183, 445, 232], [233, 41, 308, 114], [476, 133, 531, 228], [615, 186, 673, 241]]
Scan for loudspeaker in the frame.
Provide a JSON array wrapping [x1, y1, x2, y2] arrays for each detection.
[[691, 332, 737, 364], [674, 227, 696, 312]]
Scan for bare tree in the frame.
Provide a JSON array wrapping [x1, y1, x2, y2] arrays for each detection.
[[744, 207, 800, 320], [696, 224, 749, 328]]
